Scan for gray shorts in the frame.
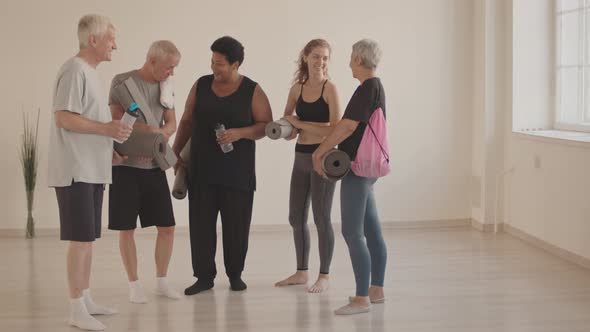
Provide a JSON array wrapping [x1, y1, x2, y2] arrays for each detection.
[[55, 182, 104, 242]]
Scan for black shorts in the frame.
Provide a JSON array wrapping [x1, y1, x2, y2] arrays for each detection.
[[55, 182, 104, 242], [109, 166, 175, 230]]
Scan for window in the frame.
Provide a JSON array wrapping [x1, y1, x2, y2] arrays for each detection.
[[556, 0, 590, 131]]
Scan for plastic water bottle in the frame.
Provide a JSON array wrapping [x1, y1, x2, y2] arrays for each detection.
[[215, 123, 234, 153], [115, 102, 139, 143]]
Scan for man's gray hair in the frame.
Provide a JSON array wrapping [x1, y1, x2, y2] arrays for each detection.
[[147, 40, 181, 61], [77, 14, 113, 49], [352, 39, 382, 69]]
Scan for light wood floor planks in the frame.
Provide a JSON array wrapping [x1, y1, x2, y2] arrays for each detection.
[[2, 226, 590, 331]]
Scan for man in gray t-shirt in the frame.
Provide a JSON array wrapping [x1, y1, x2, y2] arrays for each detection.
[[49, 15, 131, 331], [108, 40, 181, 303]]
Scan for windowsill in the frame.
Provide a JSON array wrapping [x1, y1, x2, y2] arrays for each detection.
[[513, 129, 590, 149]]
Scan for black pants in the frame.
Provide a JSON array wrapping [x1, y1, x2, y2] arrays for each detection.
[[188, 183, 254, 280]]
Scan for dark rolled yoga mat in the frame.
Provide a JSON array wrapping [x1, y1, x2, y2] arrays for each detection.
[[172, 139, 191, 199], [322, 149, 350, 181]]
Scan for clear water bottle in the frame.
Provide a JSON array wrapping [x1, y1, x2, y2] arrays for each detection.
[[115, 102, 139, 143], [215, 123, 234, 153]]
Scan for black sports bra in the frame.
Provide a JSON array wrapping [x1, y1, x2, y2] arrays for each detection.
[[295, 80, 330, 123]]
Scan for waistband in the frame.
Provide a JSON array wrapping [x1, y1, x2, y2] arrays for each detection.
[[295, 143, 320, 153]]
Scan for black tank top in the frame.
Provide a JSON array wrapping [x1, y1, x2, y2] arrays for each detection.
[[190, 74, 257, 191], [295, 80, 330, 123]]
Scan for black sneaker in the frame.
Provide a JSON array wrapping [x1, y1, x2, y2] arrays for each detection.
[[184, 279, 214, 295]]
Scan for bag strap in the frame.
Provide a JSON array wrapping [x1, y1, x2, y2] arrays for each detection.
[[367, 119, 389, 163], [366, 80, 389, 162], [124, 77, 160, 127]]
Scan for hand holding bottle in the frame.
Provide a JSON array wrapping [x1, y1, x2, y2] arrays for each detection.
[[215, 123, 234, 153]]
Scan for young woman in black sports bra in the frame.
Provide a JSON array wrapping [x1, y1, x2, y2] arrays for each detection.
[[274, 39, 342, 293]]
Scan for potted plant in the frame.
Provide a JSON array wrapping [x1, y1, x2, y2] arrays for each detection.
[[19, 108, 40, 239]]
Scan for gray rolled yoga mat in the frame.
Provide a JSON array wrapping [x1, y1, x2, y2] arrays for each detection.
[[111, 78, 177, 170], [322, 149, 351, 181], [172, 139, 191, 200], [265, 118, 294, 139], [114, 130, 177, 170], [112, 81, 140, 116]]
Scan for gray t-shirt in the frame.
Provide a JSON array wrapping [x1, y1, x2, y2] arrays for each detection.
[[109, 70, 168, 169], [48, 57, 113, 187]]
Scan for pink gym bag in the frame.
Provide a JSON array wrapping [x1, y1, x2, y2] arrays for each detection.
[[350, 107, 390, 178]]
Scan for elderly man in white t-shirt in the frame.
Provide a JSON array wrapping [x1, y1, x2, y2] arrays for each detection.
[[48, 14, 131, 331]]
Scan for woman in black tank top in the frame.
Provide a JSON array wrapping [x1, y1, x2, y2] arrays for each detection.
[[274, 39, 342, 293], [171, 36, 273, 295]]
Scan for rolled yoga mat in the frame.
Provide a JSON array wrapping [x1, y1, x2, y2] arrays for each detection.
[[172, 139, 191, 200], [322, 149, 351, 181], [265, 118, 294, 139], [111, 79, 177, 170], [114, 130, 177, 170], [112, 81, 138, 114]]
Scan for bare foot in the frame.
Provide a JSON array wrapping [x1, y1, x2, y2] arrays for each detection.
[[308, 274, 329, 293], [275, 271, 308, 287]]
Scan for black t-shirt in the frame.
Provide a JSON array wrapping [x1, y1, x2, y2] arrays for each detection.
[[338, 77, 386, 160]]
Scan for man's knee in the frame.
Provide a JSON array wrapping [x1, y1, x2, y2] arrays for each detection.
[[69, 240, 93, 250], [157, 226, 175, 237], [119, 229, 135, 241]]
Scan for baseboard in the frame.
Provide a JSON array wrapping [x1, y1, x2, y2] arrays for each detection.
[[0, 218, 472, 238], [471, 219, 504, 233], [382, 219, 471, 229], [503, 224, 590, 270], [0, 228, 61, 238]]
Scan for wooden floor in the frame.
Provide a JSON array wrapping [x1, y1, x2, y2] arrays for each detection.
[[2, 225, 590, 331]]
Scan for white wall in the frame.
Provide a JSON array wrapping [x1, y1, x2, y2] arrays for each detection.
[[471, 0, 508, 227], [471, 0, 486, 223], [504, 0, 590, 260], [512, 0, 554, 131], [0, 0, 475, 231], [506, 137, 590, 259]]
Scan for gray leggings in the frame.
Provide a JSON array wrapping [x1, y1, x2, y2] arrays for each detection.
[[288, 152, 336, 274]]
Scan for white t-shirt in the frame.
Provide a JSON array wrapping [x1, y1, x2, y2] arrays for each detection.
[[48, 56, 113, 187]]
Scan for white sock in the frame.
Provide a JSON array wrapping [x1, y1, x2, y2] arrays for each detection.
[[129, 280, 148, 304], [69, 297, 106, 331], [155, 277, 181, 299], [82, 289, 117, 315]]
